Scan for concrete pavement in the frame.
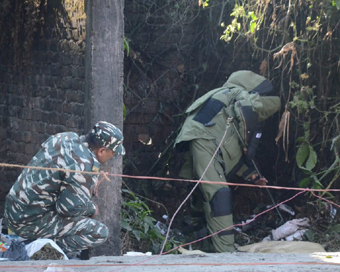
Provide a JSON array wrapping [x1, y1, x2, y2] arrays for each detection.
[[1, 251, 340, 272]]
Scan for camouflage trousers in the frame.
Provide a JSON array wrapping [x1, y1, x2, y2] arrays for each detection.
[[5, 211, 109, 254]]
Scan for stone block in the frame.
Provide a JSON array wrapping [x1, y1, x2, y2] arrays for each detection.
[[32, 108, 43, 120], [66, 90, 79, 102], [66, 116, 79, 128], [61, 102, 73, 114], [46, 125, 56, 135], [22, 131, 32, 143], [18, 108, 33, 120], [59, 113, 68, 126], [72, 103, 84, 116], [18, 120, 31, 131], [32, 121, 46, 133], [50, 64, 61, 76], [60, 76, 73, 89], [8, 118, 19, 130], [7, 131, 21, 142], [24, 144, 35, 155]]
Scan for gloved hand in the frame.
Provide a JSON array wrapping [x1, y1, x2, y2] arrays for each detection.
[[249, 174, 268, 185]]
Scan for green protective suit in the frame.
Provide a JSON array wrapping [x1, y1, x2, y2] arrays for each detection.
[[174, 70, 281, 252]]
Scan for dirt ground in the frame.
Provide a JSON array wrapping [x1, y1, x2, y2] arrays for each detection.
[[1, 251, 340, 272]]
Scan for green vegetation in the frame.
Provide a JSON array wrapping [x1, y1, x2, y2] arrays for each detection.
[[217, 0, 340, 195], [121, 188, 181, 254]]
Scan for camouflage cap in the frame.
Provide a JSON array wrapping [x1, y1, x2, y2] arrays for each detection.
[[91, 121, 125, 155]]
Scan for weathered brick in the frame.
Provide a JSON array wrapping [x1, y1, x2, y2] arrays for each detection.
[[21, 131, 32, 143], [43, 98, 58, 111], [45, 111, 59, 124], [8, 140, 24, 153], [47, 87, 59, 99], [55, 125, 67, 133], [66, 90, 79, 102], [31, 133, 49, 145], [50, 64, 61, 76], [32, 108, 43, 120], [8, 118, 19, 130], [29, 97, 43, 109], [72, 79, 84, 90], [38, 39, 48, 51], [32, 121, 46, 133], [8, 95, 24, 107], [0, 128, 6, 139], [46, 124, 58, 135], [18, 120, 31, 131], [49, 39, 58, 51], [18, 108, 33, 120], [66, 115, 79, 128], [24, 144, 35, 155], [72, 29, 79, 40], [72, 103, 84, 115], [0, 0, 88, 215]]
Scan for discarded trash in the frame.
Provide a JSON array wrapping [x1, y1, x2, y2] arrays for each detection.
[[279, 204, 295, 216], [26, 239, 68, 260], [178, 247, 206, 255], [0, 220, 30, 261], [263, 217, 310, 241], [44, 263, 75, 272], [0, 242, 8, 252], [123, 251, 152, 256], [155, 221, 168, 235], [328, 204, 337, 223], [284, 229, 308, 241], [0, 239, 30, 261], [241, 215, 259, 232], [237, 241, 325, 253]]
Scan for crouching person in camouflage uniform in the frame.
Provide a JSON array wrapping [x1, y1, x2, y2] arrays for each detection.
[[4, 121, 125, 258]]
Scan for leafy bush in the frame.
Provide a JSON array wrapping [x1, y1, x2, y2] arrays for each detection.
[[121, 189, 181, 254]]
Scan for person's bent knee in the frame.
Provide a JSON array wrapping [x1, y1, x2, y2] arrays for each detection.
[[99, 223, 109, 244], [91, 222, 109, 247], [210, 188, 232, 217], [209, 188, 235, 253]]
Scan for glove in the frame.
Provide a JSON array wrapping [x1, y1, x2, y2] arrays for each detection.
[[248, 174, 268, 185]]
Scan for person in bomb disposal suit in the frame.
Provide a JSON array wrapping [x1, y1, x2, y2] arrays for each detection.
[[174, 70, 281, 252], [4, 121, 125, 257]]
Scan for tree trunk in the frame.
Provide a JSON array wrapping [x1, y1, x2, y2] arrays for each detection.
[[84, 0, 124, 256]]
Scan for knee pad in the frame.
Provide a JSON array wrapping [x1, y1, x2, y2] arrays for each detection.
[[210, 188, 232, 217]]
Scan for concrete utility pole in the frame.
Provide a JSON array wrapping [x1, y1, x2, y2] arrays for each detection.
[[85, 0, 124, 256]]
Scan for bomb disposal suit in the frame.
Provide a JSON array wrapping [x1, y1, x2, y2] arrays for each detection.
[[174, 70, 281, 252]]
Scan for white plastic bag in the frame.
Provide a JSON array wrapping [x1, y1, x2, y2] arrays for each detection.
[[25, 239, 68, 260], [271, 218, 310, 241]]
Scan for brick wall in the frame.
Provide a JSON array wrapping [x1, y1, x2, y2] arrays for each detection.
[[0, 1, 86, 215], [0, 0, 241, 218], [122, 1, 236, 179]]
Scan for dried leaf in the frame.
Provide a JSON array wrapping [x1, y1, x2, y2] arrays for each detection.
[[300, 73, 309, 80], [259, 60, 268, 76], [275, 110, 290, 162]]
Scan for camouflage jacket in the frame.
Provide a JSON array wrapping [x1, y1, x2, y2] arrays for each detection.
[[5, 132, 100, 225]]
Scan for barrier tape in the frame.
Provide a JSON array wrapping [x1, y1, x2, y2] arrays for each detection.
[[1, 162, 340, 272], [1, 162, 340, 192]]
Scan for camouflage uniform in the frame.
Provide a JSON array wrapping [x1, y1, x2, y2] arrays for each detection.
[[4, 122, 125, 255], [174, 71, 281, 252]]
